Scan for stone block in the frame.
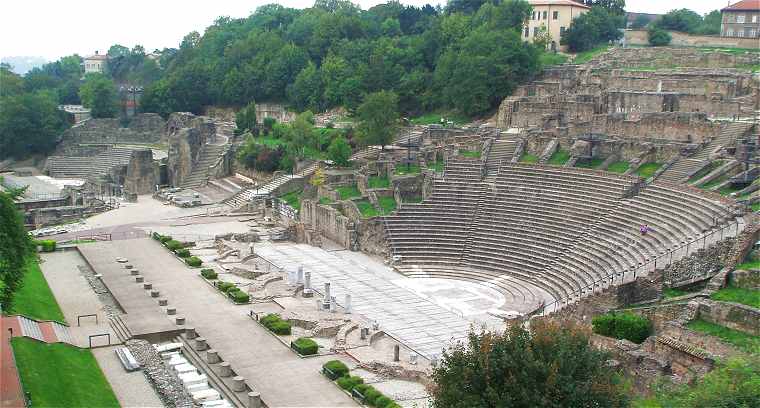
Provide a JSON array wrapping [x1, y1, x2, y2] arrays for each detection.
[[158, 298, 168, 306], [232, 376, 246, 392], [175, 316, 186, 325], [206, 349, 220, 364], [219, 361, 232, 377], [248, 392, 262, 408], [194, 337, 207, 351], [143, 282, 153, 290], [124, 264, 133, 269], [185, 327, 197, 339], [166, 307, 177, 315], [130, 269, 139, 276], [150, 290, 160, 298], [135, 276, 144, 283]]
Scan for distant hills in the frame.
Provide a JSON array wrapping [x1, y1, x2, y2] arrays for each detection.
[[1, 56, 48, 75]]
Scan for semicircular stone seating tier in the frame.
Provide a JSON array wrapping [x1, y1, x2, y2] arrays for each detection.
[[384, 159, 737, 311]]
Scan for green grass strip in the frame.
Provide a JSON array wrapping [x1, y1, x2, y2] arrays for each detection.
[[574, 45, 611, 64], [279, 190, 302, 211], [606, 161, 630, 173], [12, 258, 65, 322], [574, 158, 605, 169], [547, 149, 570, 166], [460, 150, 481, 159], [355, 200, 380, 218], [519, 153, 539, 164], [12, 338, 120, 408], [711, 287, 760, 309], [688, 160, 723, 184], [336, 185, 361, 200], [687, 319, 760, 354], [394, 163, 421, 176], [367, 176, 390, 189], [377, 196, 397, 215], [635, 162, 662, 179]]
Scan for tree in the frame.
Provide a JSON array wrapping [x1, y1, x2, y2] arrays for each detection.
[[648, 27, 672, 47], [431, 320, 630, 408], [356, 91, 399, 149], [310, 167, 326, 187], [696, 10, 722, 35], [288, 111, 315, 158], [327, 136, 352, 166], [581, 0, 626, 16], [561, 6, 624, 52], [630, 14, 651, 29], [654, 9, 702, 33], [0, 187, 34, 311], [0, 91, 67, 159], [235, 101, 258, 134], [79, 74, 119, 118]]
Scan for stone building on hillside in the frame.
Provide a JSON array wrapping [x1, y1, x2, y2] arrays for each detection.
[[721, 0, 760, 38], [524, 0, 590, 52], [83, 51, 108, 74]]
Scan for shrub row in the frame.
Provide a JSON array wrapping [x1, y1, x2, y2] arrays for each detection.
[[35, 239, 56, 252], [322, 360, 399, 407], [153, 233, 203, 266], [291, 337, 318, 356], [215, 280, 249, 303], [261, 314, 292, 335], [185, 256, 202, 267], [592, 311, 652, 344]]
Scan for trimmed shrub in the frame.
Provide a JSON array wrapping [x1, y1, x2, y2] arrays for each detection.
[[217, 281, 234, 292], [648, 27, 672, 46], [230, 290, 250, 304], [165, 240, 183, 251], [353, 383, 370, 396], [159, 235, 172, 244], [201, 269, 217, 280], [292, 337, 319, 355], [592, 311, 652, 344], [363, 386, 381, 406], [336, 375, 363, 391], [374, 396, 393, 407], [261, 314, 292, 335], [323, 360, 349, 380], [175, 248, 191, 258], [36, 240, 56, 252], [185, 256, 202, 267], [152, 232, 162, 240]]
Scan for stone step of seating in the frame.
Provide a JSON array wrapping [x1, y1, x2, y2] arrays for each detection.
[[50, 321, 74, 345], [18, 316, 44, 342]]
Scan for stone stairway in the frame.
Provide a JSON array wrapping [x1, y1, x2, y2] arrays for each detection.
[[6, 315, 75, 346], [485, 139, 520, 176], [47, 147, 136, 179], [180, 143, 229, 189], [108, 315, 133, 343], [657, 121, 753, 183]]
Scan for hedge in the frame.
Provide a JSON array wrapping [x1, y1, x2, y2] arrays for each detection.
[[165, 240, 183, 251], [592, 311, 652, 344], [201, 268, 217, 280], [175, 248, 191, 258], [159, 235, 172, 244], [35, 240, 56, 252], [292, 337, 318, 355], [185, 256, 202, 267], [337, 376, 363, 391], [217, 281, 234, 292], [152, 232, 162, 240], [322, 360, 349, 380], [229, 289, 250, 304], [261, 314, 292, 335]]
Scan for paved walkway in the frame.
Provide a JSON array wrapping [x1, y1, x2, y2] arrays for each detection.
[[255, 243, 503, 359], [1, 317, 24, 408], [87, 238, 356, 408]]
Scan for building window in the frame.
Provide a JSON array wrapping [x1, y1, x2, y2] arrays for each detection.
[[753, 15, 758, 23], [560, 26, 566, 36], [542, 11, 547, 19], [738, 14, 746, 23], [534, 27, 539, 36], [532, 11, 536, 20], [727, 28, 734, 36], [525, 27, 530, 37], [553, 11, 559, 20]]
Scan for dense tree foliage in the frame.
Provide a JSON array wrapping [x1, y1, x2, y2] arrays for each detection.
[[79, 74, 119, 118], [561, 6, 624, 52], [141, 0, 543, 118], [648, 27, 672, 46], [580, 0, 626, 15], [630, 14, 651, 29], [356, 90, 398, 148], [0, 186, 34, 311], [235, 101, 258, 134], [652, 9, 722, 35], [431, 320, 630, 408], [327, 135, 352, 166]]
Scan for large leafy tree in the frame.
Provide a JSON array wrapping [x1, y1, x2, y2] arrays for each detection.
[[0, 187, 34, 311], [235, 101, 258, 134], [0, 91, 67, 159], [561, 6, 624, 52], [432, 320, 630, 408], [653, 9, 703, 34], [356, 90, 399, 148], [581, 0, 625, 15], [79, 74, 119, 118]]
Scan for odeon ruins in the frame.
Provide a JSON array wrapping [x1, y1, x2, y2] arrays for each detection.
[[4, 46, 760, 407]]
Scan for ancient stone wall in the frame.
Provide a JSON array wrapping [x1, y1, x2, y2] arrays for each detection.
[[166, 127, 204, 187], [125, 150, 159, 195], [59, 113, 165, 149], [299, 199, 354, 249], [697, 299, 760, 336], [624, 30, 760, 50], [590, 113, 718, 144], [589, 47, 760, 70]]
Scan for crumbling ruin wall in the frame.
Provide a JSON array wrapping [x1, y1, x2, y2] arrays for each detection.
[[591, 113, 718, 144], [166, 127, 204, 187], [696, 299, 760, 336], [58, 113, 165, 149], [125, 149, 159, 195], [299, 199, 354, 249], [588, 47, 760, 70]]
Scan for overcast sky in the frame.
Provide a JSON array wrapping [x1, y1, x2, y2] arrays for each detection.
[[1, 0, 727, 61]]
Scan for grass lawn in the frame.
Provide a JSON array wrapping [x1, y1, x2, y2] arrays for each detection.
[[688, 160, 724, 184], [736, 63, 760, 73], [355, 200, 380, 218], [635, 162, 662, 179], [751, 202, 760, 212], [717, 183, 744, 196], [394, 163, 421, 176], [574, 45, 611, 64], [547, 149, 570, 166], [12, 337, 119, 408], [460, 150, 481, 159], [686, 319, 760, 354], [663, 287, 699, 299], [377, 196, 397, 215], [336, 185, 361, 200], [737, 258, 760, 270], [520, 153, 539, 163], [279, 190, 302, 211], [575, 158, 605, 169], [367, 176, 390, 189], [427, 160, 445, 173], [606, 161, 630, 173], [318, 196, 334, 205], [258, 135, 286, 148], [711, 286, 760, 308], [404, 195, 423, 203], [540, 52, 568, 66], [12, 258, 65, 322], [409, 112, 470, 126]]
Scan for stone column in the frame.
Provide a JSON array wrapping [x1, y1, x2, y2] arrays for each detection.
[[297, 265, 304, 285], [344, 294, 352, 314], [232, 376, 246, 392], [194, 337, 207, 351], [206, 349, 220, 364], [304, 271, 311, 290], [329, 296, 337, 313], [248, 392, 262, 408], [185, 327, 197, 339], [323, 282, 331, 309], [219, 361, 232, 377]]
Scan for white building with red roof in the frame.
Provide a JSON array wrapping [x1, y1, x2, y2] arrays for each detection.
[[83, 51, 108, 74]]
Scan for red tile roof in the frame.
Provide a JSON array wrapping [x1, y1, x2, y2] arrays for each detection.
[[723, 0, 760, 12]]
